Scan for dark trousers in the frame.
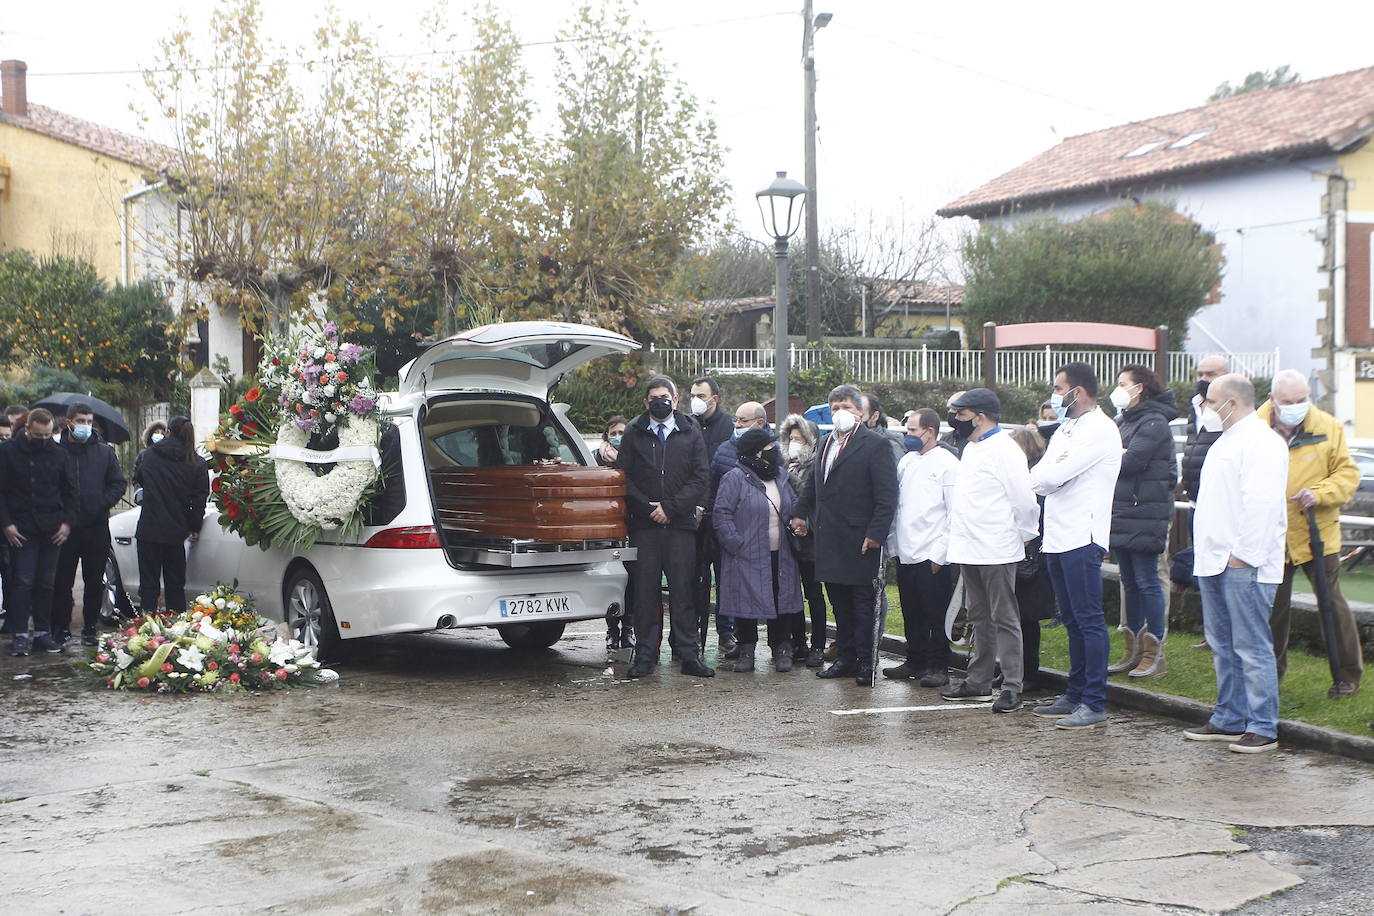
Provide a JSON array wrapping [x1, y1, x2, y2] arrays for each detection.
[[896, 560, 953, 671], [52, 523, 111, 635], [1271, 552, 1364, 685], [137, 539, 187, 616], [7, 536, 63, 635], [631, 526, 698, 658], [693, 520, 733, 642], [794, 559, 828, 650], [824, 580, 878, 670], [0, 542, 12, 632], [607, 560, 637, 647], [1046, 544, 1109, 712]]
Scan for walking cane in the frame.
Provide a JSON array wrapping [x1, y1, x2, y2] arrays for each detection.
[[869, 546, 889, 688], [1304, 506, 1343, 685]]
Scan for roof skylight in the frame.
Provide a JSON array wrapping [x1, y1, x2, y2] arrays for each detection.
[[1123, 139, 1169, 158], [1167, 128, 1215, 149]]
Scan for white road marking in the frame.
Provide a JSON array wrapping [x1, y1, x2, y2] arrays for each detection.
[[830, 702, 993, 716]]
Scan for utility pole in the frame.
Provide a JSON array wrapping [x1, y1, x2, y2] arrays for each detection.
[[802, 3, 828, 343]]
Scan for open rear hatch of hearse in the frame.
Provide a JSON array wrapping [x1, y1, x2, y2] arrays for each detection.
[[398, 322, 640, 569]]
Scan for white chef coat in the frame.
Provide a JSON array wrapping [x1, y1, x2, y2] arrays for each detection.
[[1193, 411, 1289, 583], [948, 428, 1040, 565], [1031, 407, 1122, 554], [888, 445, 959, 565]]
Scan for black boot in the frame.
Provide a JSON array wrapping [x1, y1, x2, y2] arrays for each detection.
[[680, 653, 716, 678], [731, 643, 756, 672], [774, 640, 794, 672], [627, 647, 655, 679]]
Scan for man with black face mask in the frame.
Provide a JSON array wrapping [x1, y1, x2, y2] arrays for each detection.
[[940, 391, 971, 457], [617, 376, 714, 679], [1181, 354, 1228, 503], [0, 408, 77, 656]]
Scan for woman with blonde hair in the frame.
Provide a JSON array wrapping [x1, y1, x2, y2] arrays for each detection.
[[778, 413, 827, 666]]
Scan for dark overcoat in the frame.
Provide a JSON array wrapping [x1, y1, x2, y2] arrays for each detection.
[[713, 465, 803, 620], [792, 424, 898, 586], [1111, 388, 1179, 554]]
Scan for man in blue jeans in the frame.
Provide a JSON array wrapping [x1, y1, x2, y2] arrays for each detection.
[[1030, 363, 1122, 729], [1184, 373, 1289, 753]]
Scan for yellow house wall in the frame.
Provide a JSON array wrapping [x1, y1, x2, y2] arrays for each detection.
[[1344, 141, 1374, 212], [0, 121, 147, 283]]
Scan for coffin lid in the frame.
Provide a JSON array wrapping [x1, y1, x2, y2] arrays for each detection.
[[398, 321, 639, 400]]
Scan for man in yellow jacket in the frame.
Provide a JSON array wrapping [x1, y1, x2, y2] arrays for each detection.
[[1258, 370, 1364, 697]]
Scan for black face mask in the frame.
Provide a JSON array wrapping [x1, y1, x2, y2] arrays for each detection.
[[949, 415, 975, 439], [27, 436, 54, 452], [648, 397, 674, 421], [1195, 379, 1210, 399], [1037, 421, 1059, 441], [741, 453, 779, 480]]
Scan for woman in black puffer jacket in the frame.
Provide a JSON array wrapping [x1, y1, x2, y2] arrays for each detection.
[[1107, 365, 1177, 680]]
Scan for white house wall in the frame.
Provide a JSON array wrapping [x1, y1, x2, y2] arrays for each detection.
[[983, 157, 1335, 381]]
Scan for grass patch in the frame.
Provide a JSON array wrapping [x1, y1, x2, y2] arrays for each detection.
[[876, 584, 1374, 738]]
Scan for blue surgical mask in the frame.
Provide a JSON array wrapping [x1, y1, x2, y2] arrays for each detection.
[[1049, 387, 1078, 421], [608, 435, 622, 447], [1276, 401, 1309, 428], [151, 433, 165, 444], [733, 427, 747, 440], [71, 425, 93, 441], [903, 434, 923, 452]]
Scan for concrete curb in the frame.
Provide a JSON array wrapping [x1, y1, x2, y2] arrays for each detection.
[[835, 625, 1374, 765]]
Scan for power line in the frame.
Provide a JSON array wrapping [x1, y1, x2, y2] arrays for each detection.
[[26, 10, 795, 78], [834, 23, 1338, 181]]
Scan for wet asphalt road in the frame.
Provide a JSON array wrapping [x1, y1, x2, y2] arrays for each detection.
[[2, 621, 1373, 915]]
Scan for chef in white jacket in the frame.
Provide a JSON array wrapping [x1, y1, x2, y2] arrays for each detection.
[[942, 389, 1040, 712], [1184, 373, 1289, 754]]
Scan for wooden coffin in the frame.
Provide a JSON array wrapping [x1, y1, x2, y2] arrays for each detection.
[[432, 465, 627, 542]]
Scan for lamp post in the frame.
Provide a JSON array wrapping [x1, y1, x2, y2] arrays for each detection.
[[802, 3, 831, 343], [756, 170, 807, 420]]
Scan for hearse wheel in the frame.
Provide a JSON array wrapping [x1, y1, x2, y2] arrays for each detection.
[[497, 620, 566, 651], [284, 567, 347, 663]]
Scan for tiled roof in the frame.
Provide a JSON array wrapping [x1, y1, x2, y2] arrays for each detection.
[[938, 65, 1374, 219], [0, 102, 177, 172], [878, 283, 964, 306]]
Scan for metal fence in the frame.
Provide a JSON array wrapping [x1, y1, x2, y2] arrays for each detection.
[[651, 346, 1280, 387]]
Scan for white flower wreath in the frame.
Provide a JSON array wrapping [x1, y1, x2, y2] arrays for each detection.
[[274, 417, 380, 528]]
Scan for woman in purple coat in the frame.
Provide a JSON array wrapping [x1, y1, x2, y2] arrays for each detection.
[[713, 428, 804, 673]]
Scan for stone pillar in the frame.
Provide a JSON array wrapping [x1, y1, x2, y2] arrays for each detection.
[[188, 367, 224, 456]]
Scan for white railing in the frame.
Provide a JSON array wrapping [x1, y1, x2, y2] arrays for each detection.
[[652, 345, 1280, 387]]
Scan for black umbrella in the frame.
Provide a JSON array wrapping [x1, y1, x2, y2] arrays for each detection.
[[29, 392, 132, 444], [1304, 506, 1343, 685]]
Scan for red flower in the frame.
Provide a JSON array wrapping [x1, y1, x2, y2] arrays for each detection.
[[271, 357, 281, 366], [250, 652, 263, 664], [274, 668, 289, 681], [229, 403, 245, 418], [226, 503, 242, 520], [160, 663, 174, 674], [325, 352, 336, 362], [319, 373, 330, 384], [245, 386, 261, 403], [228, 645, 240, 655], [241, 422, 259, 436], [207, 661, 218, 671], [136, 677, 150, 688], [211, 477, 223, 494], [229, 672, 241, 684], [336, 371, 348, 383], [96, 653, 110, 664]]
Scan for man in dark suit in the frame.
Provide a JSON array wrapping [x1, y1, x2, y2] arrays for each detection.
[[791, 385, 899, 685], [617, 376, 714, 679]]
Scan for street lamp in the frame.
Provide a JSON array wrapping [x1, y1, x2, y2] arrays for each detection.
[[756, 170, 807, 421]]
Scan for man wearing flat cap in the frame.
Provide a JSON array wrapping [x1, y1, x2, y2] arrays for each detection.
[[942, 388, 1041, 712], [791, 384, 899, 685]]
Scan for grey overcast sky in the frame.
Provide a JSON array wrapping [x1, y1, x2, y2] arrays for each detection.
[[6, 0, 1374, 253]]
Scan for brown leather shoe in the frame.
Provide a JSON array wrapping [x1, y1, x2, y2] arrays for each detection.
[[1328, 681, 1359, 699], [823, 640, 838, 662]]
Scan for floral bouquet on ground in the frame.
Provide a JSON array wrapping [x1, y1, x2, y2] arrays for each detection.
[[83, 583, 338, 694]]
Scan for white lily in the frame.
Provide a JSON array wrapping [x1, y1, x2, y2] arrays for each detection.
[[268, 640, 295, 667], [178, 644, 207, 672], [116, 649, 135, 670]]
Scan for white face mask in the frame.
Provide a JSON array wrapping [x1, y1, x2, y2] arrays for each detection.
[[1276, 401, 1310, 427], [832, 409, 858, 434], [689, 396, 709, 416], [1109, 385, 1133, 412], [786, 441, 808, 462], [1199, 406, 1225, 433]]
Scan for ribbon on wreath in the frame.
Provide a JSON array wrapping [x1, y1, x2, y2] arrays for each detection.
[[268, 443, 381, 467]]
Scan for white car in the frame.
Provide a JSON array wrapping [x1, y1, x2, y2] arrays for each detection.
[[108, 322, 638, 660]]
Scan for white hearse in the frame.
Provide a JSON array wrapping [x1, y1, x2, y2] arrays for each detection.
[[106, 322, 639, 660]]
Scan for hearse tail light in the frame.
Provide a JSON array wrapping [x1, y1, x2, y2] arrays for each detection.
[[363, 526, 442, 549]]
